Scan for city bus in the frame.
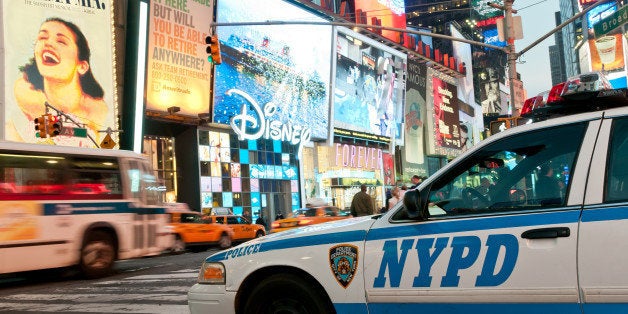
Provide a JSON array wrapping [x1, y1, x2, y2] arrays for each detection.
[[0, 141, 174, 278]]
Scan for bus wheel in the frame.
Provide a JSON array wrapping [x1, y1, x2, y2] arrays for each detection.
[[80, 230, 115, 278], [218, 233, 232, 249], [243, 273, 334, 314], [171, 235, 186, 254]]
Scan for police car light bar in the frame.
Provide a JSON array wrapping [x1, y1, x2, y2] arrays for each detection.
[[526, 88, 628, 122]]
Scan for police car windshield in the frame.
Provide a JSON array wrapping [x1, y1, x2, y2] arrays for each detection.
[[394, 123, 587, 220]]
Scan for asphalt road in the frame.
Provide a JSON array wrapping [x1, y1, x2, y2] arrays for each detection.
[[0, 249, 220, 313]]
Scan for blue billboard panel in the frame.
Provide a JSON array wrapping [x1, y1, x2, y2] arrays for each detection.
[[215, 0, 332, 140]]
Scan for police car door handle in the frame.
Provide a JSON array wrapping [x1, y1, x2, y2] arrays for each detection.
[[521, 227, 570, 239]]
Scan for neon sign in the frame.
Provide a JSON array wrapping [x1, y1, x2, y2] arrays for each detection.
[[228, 89, 311, 159]]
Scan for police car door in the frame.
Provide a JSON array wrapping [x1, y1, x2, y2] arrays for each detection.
[[364, 118, 599, 313], [579, 111, 628, 311]]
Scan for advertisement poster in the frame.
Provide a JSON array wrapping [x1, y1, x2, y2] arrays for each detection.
[[404, 59, 426, 167], [479, 68, 502, 115], [432, 77, 461, 150], [214, 0, 332, 140], [382, 152, 395, 186], [472, 0, 504, 20], [589, 33, 625, 72], [334, 27, 406, 139], [425, 68, 463, 157], [146, 0, 213, 116], [2, 0, 115, 148]]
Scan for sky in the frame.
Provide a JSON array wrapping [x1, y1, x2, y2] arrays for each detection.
[[514, 0, 562, 97]]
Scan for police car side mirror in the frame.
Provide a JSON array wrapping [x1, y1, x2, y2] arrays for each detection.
[[403, 189, 427, 220]]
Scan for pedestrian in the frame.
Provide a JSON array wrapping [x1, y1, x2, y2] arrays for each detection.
[[255, 213, 266, 229], [410, 175, 422, 189], [387, 186, 401, 210], [350, 184, 375, 217]]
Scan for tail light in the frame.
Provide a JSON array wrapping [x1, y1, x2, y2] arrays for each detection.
[[521, 97, 536, 115], [546, 82, 566, 104], [271, 221, 279, 229]]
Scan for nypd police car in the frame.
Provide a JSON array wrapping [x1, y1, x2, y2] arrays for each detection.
[[189, 89, 628, 313]]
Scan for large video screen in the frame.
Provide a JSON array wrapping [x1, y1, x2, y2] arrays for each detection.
[[333, 27, 406, 139], [214, 0, 332, 140]]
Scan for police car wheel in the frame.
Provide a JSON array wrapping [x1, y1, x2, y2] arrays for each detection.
[[243, 273, 334, 314]]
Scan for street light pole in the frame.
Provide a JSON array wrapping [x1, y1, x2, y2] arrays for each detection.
[[505, 0, 517, 116], [489, 0, 517, 115]]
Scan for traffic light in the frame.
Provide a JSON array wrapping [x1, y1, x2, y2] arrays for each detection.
[[205, 35, 222, 65], [34, 115, 47, 138], [47, 115, 62, 137]]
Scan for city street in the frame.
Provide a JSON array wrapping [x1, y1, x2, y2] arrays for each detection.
[[0, 250, 219, 313]]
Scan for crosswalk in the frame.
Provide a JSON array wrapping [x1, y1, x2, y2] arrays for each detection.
[[0, 269, 199, 313]]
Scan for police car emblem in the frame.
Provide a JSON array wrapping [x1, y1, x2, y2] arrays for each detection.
[[329, 244, 358, 288]]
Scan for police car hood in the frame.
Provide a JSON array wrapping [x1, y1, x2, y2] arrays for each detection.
[[205, 215, 377, 262]]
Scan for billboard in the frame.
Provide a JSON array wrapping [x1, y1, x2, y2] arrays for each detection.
[[426, 68, 465, 157], [586, 2, 625, 74], [2, 0, 116, 147], [588, 33, 625, 72], [145, 0, 214, 117], [354, 0, 406, 43], [451, 25, 481, 151], [472, 0, 504, 20], [479, 68, 502, 115], [333, 27, 406, 139], [403, 59, 428, 177], [214, 0, 332, 140]]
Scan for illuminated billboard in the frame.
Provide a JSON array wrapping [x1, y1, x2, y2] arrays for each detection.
[[425, 68, 465, 157], [334, 27, 406, 139], [145, 0, 214, 117], [403, 59, 428, 176], [214, 0, 332, 140], [586, 2, 616, 28], [588, 33, 625, 72], [586, 1, 625, 75], [2, 0, 116, 147], [483, 27, 507, 48], [472, 0, 504, 20], [354, 0, 406, 43]]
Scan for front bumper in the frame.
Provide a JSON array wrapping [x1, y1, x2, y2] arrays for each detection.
[[188, 283, 236, 314]]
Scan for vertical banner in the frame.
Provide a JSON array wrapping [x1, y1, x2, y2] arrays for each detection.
[[432, 77, 460, 150], [426, 68, 463, 157], [3, 0, 115, 147], [382, 152, 395, 186], [146, 0, 213, 116], [404, 59, 426, 165]]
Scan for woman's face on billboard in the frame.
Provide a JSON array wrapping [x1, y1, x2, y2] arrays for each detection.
[[34, 20, 88, 82]]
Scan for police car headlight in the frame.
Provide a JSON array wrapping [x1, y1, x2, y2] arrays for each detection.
[[197, 262, 226, 285]]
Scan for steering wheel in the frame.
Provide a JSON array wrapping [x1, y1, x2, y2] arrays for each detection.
[[461, 187, 491, 208]]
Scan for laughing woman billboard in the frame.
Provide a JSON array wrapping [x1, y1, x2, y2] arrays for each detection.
[[2, 0, 116, 148]]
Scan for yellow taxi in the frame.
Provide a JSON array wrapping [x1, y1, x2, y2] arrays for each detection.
[[166, 208, 234, 253], [270, 206, 349, 233], [204, 215, 266, 242]]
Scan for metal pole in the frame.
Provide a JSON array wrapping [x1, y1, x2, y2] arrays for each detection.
[[505, 0, 517, 116]]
